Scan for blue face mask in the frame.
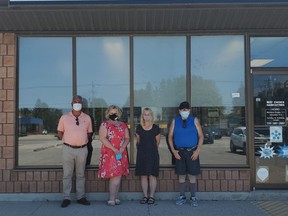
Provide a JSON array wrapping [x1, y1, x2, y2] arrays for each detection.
[[180, 111, 190, 119]]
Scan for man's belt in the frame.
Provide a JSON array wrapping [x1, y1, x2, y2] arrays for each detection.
[[176, 146, 198, 151], [64, 143, 87, 149]]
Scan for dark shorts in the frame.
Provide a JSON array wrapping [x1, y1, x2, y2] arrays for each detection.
[[175, 147, 200, 176]]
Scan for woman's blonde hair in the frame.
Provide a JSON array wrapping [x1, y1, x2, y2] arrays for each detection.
[[105, 105, 122, 119], [140, 107, 155, 126]]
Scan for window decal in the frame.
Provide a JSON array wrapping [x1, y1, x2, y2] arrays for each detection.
[[259, 144, 276, 159]]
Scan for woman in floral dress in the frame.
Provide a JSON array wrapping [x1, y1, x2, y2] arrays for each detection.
[[98, 105, 130, 206]]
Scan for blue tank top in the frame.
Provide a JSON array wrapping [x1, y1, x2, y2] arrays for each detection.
[[174, 116, 198, 148]]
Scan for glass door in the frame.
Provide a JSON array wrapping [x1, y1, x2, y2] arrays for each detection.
[[253, 73, 288, 188]]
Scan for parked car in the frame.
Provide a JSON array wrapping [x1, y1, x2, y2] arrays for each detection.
[[202, 127, 214, 144], [209, 127, 222, 139], [230, 127, 269, 154]]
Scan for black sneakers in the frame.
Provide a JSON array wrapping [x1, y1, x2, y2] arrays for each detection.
[[61, 199, 71, 208], [77, 197, 90, 206], [61, 198, 90, 208]]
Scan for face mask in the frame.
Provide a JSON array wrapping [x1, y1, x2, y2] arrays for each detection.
[[73, 103, 82, 111], [109, 113, 119, 121], [180, 111, 189, 119], [143, 115, 151, 121]]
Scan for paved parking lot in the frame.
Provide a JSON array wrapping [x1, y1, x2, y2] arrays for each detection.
[[18, 135, 246, 166]]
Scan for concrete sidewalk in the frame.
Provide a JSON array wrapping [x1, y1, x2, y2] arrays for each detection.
[[0, 191, 287, 216], [0, 200, 269, 216]]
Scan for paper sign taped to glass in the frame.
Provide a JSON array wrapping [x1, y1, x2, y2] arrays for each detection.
[[270, 126, 282, 143]]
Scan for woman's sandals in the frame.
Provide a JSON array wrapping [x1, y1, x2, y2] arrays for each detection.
[[140, 197, 155, 204], [147, 197, 155, 204], [107, 199, 121, 206], [140, 197, 149, 204]]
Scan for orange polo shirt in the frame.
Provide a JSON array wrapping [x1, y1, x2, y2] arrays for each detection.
[[57, 112, 93, 146]]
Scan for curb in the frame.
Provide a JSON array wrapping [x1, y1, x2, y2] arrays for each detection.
[[0, 191, 287, 202]]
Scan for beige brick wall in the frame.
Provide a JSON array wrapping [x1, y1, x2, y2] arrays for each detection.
[[0, 32, 251, 193]]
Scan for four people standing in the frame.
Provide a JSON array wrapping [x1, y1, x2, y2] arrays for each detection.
[[135, 108, 160, 205], [58, 97, 203, 207], [57, 95, 93, 208]]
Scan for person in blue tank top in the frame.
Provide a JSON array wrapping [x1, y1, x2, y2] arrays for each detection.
[[168, 101, 204, 207]]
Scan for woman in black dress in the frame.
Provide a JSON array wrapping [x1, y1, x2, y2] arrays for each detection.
[[135, 107, 160, 204]]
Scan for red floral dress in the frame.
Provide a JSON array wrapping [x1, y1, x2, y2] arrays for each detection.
[[98, 121, 129, 178]]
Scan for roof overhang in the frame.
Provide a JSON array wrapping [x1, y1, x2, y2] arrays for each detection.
[[1, 0, 288, 33]]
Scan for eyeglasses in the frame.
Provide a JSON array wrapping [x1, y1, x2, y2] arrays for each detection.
[[75, 118, 79, 126], [182, 120, 187, 128]]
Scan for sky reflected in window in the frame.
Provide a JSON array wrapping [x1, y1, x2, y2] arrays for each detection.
[[191, 35, 245, 109], [251, 37, 288, 67], [19, 37, 72, 109], [76, 37, 129, 108], [134, 36, 186, 107]]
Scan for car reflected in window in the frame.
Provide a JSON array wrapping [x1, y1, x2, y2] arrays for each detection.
[[208, 127, 222, 139], [230, 127, 269, 154], [202, 127, 214, 144]]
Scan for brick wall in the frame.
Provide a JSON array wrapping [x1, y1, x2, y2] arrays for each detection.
[[0, 32, 251, 193], [0, 32, 16, 192]]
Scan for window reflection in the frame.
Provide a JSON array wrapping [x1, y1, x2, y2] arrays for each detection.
[[253, 74, 288, 184], [134, 36, 186, 165], [18, 37, 72, 166], [76, 37, 130, 165], [17, 35, 247, 167], [191, 35, 246, 165], [251, 37, 288, 67]]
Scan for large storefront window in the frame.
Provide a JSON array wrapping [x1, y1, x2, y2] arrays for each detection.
[[133, 36, 186, 165], [191, 35, 246, 165], [18, 37, 72, 166], [17, 35, 246, 167], [76, 37, 130, 166]]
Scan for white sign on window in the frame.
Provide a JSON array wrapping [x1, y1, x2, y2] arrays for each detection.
[[270, 126, 282, 143]]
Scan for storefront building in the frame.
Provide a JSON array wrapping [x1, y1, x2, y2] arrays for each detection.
[[1, 0, 288, 196]]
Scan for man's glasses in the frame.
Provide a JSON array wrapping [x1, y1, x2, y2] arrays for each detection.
[[182, 120, 187, 128], [75, 118, 79, 126]]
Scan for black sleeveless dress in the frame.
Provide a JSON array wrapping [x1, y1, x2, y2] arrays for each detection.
[[135, 124, 160, 177]]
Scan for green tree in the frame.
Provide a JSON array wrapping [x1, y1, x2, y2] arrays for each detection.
[[32, 99, 62, 133]]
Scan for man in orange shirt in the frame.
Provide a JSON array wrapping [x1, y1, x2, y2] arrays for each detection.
[[57, 95, 93, 208]]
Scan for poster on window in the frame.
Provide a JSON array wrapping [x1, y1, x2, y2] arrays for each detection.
[[270, 126, 283, 143], [265, 100, 286, 126]]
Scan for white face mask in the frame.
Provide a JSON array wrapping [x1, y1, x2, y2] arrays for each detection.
[[180, 111, 189, 119], [143, 115, 151, 121], [73, 103, 82, 111]]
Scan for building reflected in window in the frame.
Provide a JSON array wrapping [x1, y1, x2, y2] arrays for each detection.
[[134, 36, 186, 165], [191, 35, 246, 165], [18, 37, 72, 166], [18, 35, 247, 167]]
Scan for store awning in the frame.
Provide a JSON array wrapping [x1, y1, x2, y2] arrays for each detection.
[[1, 0, 288, 32]]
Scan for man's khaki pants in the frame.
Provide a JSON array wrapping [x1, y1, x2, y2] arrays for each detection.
[[62, 145, 88, 200]]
